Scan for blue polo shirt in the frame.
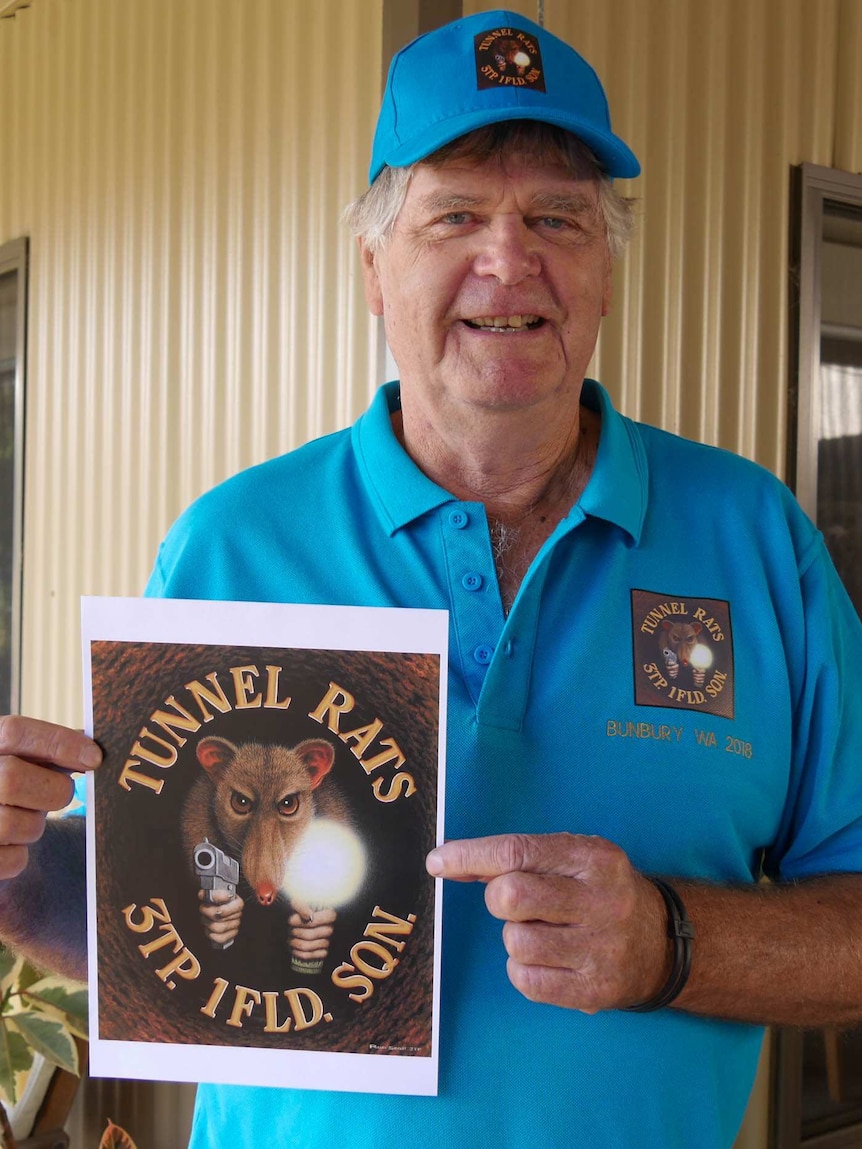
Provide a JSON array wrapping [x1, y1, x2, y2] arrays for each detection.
[[148, 380, 862, 1149]]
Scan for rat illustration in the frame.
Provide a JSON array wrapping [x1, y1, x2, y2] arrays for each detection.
[[181, 736, 350, 954], [659, 620, 702, 677]]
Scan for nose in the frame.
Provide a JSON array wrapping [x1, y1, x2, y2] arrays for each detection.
[[472, 218, 541, 285], [256, 882, 277, 906]]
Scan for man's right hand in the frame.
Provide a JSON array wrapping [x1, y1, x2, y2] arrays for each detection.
[[0, 715, 102, 880]]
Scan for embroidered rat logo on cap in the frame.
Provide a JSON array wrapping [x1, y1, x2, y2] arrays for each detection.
[[474, 25, 546, 91]]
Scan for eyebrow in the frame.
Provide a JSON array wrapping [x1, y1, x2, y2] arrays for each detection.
[[529, 191, 599, 216], [415, 189, 599, 216], [415, 192, 486, 214]]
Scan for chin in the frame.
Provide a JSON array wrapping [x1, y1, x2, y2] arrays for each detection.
[[460, 365, 571, 411]]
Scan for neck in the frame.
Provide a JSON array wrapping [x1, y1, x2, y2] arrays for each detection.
[[392, 392, 600, 612], [394, 392, 598, 522]]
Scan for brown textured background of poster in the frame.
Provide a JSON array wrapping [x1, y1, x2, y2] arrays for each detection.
[[91, 640, 440, 1055]]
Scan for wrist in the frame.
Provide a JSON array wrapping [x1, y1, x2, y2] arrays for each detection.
[[624, 877, 695, 1013]]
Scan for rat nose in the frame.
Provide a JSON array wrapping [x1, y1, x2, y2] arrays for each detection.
[[472, 218, 541, 285], [256, 882, 277, 906]]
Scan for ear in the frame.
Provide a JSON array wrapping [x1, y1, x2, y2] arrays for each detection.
[[293, 739, 336, 790], [660, 620, 673, 633], [196, 737, 237, 774], [600, 252, 614, 318], [358, 237, 385, 318], [691, 623, 703, 635]]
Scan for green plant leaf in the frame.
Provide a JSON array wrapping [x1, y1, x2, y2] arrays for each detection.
[[99, 1118, 139, 1149], [20, 978, 89, 1039], [15, 959, 47, 994], [0, 948, 19, 987], [7, 1013, 79, 1074], [0, 1020, 33, 1104], [0, 949, 24, 1002]]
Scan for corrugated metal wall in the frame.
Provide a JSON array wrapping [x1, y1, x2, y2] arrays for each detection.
[[1, 2, 862, 1144], [1, 0, 860, 728], [0, 0, 382, 726]]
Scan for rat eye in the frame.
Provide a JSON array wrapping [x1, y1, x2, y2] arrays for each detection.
[[230, 790, 253, 815], [278, 794, 300, 817]]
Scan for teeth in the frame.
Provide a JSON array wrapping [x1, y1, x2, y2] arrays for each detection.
[[467, 314, 541, 330]]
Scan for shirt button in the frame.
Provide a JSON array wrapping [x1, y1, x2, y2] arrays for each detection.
[[462, 572, 483, 591], [448, 509, 469, 529], [473, 645, 494, 665]]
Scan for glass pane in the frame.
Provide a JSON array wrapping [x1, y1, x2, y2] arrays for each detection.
[[799, 198, 862, 1141], [816, 202, 862, 617], [802, 1030, 862, 1139], [0, 268, 17, 714]]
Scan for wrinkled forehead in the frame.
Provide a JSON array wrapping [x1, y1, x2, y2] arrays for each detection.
[[404, 147, 604, 219]]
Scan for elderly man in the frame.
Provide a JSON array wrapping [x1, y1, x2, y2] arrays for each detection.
[[1, 10, 861, 1148]]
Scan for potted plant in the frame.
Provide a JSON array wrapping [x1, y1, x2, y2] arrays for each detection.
[[0, 945, 87, 1148]]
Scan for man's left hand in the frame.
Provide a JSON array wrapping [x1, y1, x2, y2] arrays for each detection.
[[426, 833, 671, 1013]]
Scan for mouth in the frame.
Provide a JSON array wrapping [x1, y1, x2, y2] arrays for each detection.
[[462, 314, 545, 332]]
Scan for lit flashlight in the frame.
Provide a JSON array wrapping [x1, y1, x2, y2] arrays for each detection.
[[281, 819, 366, 974], [689, 643, 713, 687]]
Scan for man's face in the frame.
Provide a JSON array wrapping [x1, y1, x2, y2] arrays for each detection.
[[360, 151, 613, 425]]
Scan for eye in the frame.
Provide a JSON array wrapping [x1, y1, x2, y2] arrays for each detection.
[[440, 211, 471, 226], [538, 216, 567, 230], [278, 794, 300, 817], [230, 790, 253, 815]]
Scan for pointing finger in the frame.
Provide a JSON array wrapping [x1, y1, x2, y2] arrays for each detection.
[[198, 887, 237, 906], [426, 833, 602, 882]]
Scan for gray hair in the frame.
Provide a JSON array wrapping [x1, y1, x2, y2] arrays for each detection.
[[344, 121, 637, 260]]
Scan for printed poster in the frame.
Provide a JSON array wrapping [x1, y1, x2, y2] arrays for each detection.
[[82, 597, 447, 1096]]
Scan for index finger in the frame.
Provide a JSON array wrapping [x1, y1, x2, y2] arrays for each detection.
[[426, 833, 595, 882], [0, 715, 102, 772], [198, 888, 237, 906]]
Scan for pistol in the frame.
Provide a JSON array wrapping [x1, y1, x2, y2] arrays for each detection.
[[193, 838, 240, 950]]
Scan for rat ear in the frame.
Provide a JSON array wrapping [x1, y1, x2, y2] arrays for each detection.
[[196, 737, 237, 774], [293, 739, 335, 790]]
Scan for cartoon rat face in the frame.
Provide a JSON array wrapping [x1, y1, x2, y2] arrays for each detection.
[[183, 737, 338, 906]]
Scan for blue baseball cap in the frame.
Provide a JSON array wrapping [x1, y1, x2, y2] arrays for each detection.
[[369, 9, 640, 183]]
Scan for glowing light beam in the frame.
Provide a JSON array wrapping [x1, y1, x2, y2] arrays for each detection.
[[281, 818, 366, 909]]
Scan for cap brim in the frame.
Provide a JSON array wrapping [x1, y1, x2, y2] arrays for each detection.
[[372, 107, 640, 183]]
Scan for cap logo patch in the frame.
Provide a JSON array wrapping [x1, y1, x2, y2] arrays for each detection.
[[631, 590, 735, 719], [474, 26, 546, 91]]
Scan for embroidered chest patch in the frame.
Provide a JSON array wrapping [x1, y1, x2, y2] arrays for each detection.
[[631, 589, 734, 719]]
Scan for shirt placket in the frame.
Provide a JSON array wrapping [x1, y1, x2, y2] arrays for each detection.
[[440, 502, 586, 731]]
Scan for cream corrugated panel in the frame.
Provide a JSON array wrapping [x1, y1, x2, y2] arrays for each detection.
[[2, 0, 862, 1142], [0, 0, 382, 726], [548, 0, 847, 468], [836, 0, 862, 173], [465, 0, 858, 473]]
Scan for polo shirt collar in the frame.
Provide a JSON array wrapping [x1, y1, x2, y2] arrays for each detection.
[[352, 378, 647, 544], [353, 382, 454, 535], [577, 378, 647, 545]]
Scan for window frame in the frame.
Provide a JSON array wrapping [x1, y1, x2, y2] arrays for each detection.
[[776, 164, 862, 1149], [0, 236, 29, 716], [789, 162, 862, 518]]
